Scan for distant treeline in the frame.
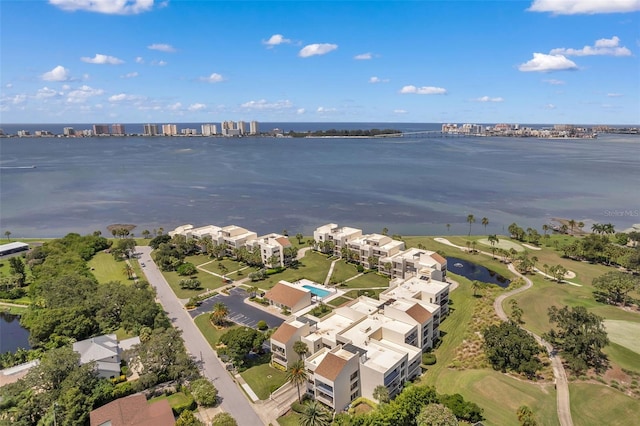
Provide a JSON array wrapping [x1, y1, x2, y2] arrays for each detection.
[[288, 128, 401, 137]]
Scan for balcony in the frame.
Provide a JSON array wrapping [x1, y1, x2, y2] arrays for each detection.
[[315, 380, 334, 395], [316, 391, 334, 407], [384, 369, 400, 386]]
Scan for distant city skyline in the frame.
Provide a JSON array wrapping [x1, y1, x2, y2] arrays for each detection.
[[1, 1, 639, 124]]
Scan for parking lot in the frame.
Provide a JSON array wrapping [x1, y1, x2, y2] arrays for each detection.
[[189, 287, 284, 330]]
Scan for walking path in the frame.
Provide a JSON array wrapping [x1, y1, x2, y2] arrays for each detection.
[[433, 238, 573, 426], [324, 258, 339, 285]]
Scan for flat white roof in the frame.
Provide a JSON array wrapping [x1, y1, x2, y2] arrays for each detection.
[[306, 311, 362, 343], [384, 277, 449, 300], [0, 242, 29, 251]]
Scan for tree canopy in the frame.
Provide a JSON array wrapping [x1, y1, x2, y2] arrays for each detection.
[[483, 321, 543, 378], [592, 271, 639, 307]]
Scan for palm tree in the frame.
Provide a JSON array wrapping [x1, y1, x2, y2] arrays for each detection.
[[568, 219, 577, 235], [481, 217, 489, 232], [471, 280, 482, 297], [471, 240, 477, 253], [603, 223, 615, 235], [3, 231, 11, 241], [591, 223, 603, 234], [286, 360, 307, 403], [446, 223, 451, 233], [382, 227, 389, 236], [373, 385, 390, 404], [299, 400, 331, 426], [293, 340, 309, 360], [282, 229, 288, 236], [577, 221, 585, 233], [142, 229, 151, 239], [465, 240, 472, 252], [123, 264, 134, 280], [210, 302, 229, 326], [542, 224, 550, 236], [466, 214, 475, 236], [488, 234, 499, 247], [295, 233, 304, 244], [247, 286, 259, 298]]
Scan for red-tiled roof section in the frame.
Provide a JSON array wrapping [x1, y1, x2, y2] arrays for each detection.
[[315, 352, 349, 382], [90, 393, 175, 426], [271, 322, 298, 344], [430, 252, 446, 266], [264, 281, 309, 308], [405, 303, 433, 324], [276, 236, 292, 247]]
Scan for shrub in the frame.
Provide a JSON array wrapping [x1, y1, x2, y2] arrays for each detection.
[[172, 394, 196, 415], [422, 353, 437, 365], [190, 378, 218, 407], [356, 264, 365, 273], [257, 320, 268, 331], [177, 262, 197, 276]]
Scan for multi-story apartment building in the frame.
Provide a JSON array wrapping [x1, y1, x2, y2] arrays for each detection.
[[201, 123, 218, 136], [237, 121, 246, 135], [162, 124, 177, 136], [63, 127, 75, 136], [380, 276, 450, 318], [219, 225, 258, 253], [314, 223, 362, 255], [346, 234, 405, 268], [93, 124, 110, 135], [380, 247, 447, 281], [111, 124, 125, 135], [181, 128, 197, 135], [143, 124, 158, 136], [246, 233, 294, 267], [250, 121, 259, 135]]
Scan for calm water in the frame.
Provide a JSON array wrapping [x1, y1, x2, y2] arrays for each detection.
[[1, 124, 639, 238], [447, 257, 511, 287], [0, 312, 31, 354]]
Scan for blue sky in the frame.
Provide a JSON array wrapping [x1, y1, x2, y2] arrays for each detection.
[[1, 0, 639, 124]]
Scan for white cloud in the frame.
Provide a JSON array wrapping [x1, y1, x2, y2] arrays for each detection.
[[240, 99, 293, 110], [200, 73, 224, 83], [41, 65, 70, 81], [316, 106, 337, 113], [369, 76, 389, 84], [393, 109, 408, 114], [66, 85, 104, 103], [49, 0, 156, 15], [148, 43, 176, 52], [296, 108, 305, 115], [473, 96, 504, 102], [135, 57, 144, 64], [36, 87, 61, 99], [108, 93, 144, 102], [544, 79, 565, 85], [354, 53, 372, 60], [518, 53, 578, 72], [607, 93, 624, 97], [550, 36, 632, 56], [167, 102, 182, 110], [7, 94, 27, 104], [400, 85, 447, 95], [545, 103, 556, 109], [299, 43, 338, 58], [81, 53, 124, 64], [121, 72, 139, 78], [149, 60, 167, 66], [188, 103, 207, 111], [528, 0, 640, 15], [263, 34, 291, 47], [5, 83, 12, 88]]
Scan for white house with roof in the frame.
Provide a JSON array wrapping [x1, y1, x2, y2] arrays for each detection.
[[380, 248, 447, 281], [72, 334, 140, 378], [346, 233, 405, 268]]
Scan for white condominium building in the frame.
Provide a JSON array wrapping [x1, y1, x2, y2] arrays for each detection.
[[380, 247, 447, 281], [201, 123, 218, 136], [162, 124, 177, 136], [346, 233, 405, 268], [314, 223, 363, 254]]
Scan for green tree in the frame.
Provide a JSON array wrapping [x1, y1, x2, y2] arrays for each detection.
[[466, 214, 475, 236], [446, 223, 451, 233], [544, 305, 609, 374], [247, 286, 259, 298], [373, 384, 390, 404], [417, 403, 459, 426], [219, 327, 265, 368], [517, 405, 538, 426], [176, 409, 204, 426], [382, 227, 389, 236], [8, 256, 26, 286], [592, 271, 639, 306], [509, 299, 524, 324], [568, 219, 577, 235], [286, 359, 307, 403], [299, 400, 331, 426], [211, 412, 238, 426], [295, 233, 304, 244], [471, 280, 482, 297], [142, 229, 151, 239], [123, 263, 135, 280], [177, 262, 197, 276], [210, 302, 229, 326], [483, 321, 543, 378], [293, 340, 309, 360], [481, 217, 489, 232], [4, 230, 11, 240], [190, 378, 218, 407]]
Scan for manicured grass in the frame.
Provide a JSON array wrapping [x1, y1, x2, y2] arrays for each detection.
[[0, 304, 29, 314], [159, 255, 230, 298], [603, 342, 640, 373], [343, 288, 385, 300], [277, 411, 302, 426], [88, 252, 130, 284], [149, 391, 193, 410], [570, 383, 640, 426], [198, 258, 246, 275], [327, 296, 352, 307], [329, 260, 360, 283], [604, 320, 640, 355], [194, 314, 240, 349], [254, 251, 332, 290], [477, 238, 525, 252], [239, 363, 289, 400], [342, 272, 390, 289]]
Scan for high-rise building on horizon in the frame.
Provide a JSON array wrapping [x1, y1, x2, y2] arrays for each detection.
[[92, 124, 110, 135], [250, 121, 259, 135], [143, 124, 159, 136], [162, 124, 177, 136], [237, 121, 246, 135], [111, 124, 125, 135], [63, 127, 75, 136], [202, 123, 218, 136]]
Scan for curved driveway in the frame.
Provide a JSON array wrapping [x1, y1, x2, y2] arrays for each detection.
[[137, 246, 265, 425]]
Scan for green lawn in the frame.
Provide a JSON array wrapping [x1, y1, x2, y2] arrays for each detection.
[[327, 296, 352, 307], [149, 391, 194, 412], [160, 255, 229, 298], [194, 314, 240, 348], [88, 252, 130, 284], [239, 363, 289, 400], [570, 383, 640, 426], [341, 272, 390, 289], [253, 251, 332, 290], [343, 288, 385, 300], [0, 303, 29, 314], [329, 260, 360, 283], [197, 258, 246, 275], [277, 411, 302, 426]]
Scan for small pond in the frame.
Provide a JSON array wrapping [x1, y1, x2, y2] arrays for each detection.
[[0, 312, 31, 354], [447, 257, 511, 288]]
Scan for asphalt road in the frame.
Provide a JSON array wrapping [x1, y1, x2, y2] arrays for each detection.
[[136, 246, 265, 426], [189, 288, 284, 330]]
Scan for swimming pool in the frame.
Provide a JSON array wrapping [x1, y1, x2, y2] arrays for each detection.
[[302, 284, 332, 298]]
